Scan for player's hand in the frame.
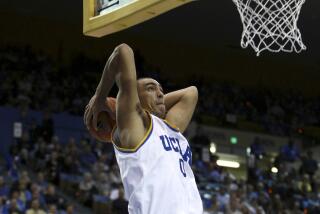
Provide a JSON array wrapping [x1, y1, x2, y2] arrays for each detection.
[[84, 95, 114, 131]]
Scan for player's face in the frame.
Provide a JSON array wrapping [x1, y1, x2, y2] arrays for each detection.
[[138, 78, 166, 118]]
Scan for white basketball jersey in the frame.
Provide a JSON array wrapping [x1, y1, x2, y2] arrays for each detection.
[[112, 113, 203, 214]]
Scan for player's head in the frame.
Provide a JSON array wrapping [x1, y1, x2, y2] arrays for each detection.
[[137, 78, 166, 118]]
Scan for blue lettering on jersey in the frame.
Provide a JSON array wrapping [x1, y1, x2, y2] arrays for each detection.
[[160, 135, 172, 151], [183, 146, 192, 166], [159, 135, 192, 177], [175, 138, 184, 157], [169, 137, 180, 152], [179, 158, 186, 177]]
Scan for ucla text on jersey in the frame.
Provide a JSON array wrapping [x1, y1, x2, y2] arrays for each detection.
[[159, 134, 192, 177]]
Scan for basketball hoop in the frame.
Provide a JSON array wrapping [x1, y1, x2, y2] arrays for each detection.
[[232, 0, 307, 56]]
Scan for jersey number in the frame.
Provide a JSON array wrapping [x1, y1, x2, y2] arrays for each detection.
[[159, 135, 192, 177]]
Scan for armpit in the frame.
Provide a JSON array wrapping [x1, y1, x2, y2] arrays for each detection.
[[112, 127, 121, 146]]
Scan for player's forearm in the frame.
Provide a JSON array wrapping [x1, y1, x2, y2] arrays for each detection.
[[164, 89, 185, 110], [113, 44, 137, 93], [164, 86, 198, 111], [95, 44, 136, 100], [95, 46, 120, 100]]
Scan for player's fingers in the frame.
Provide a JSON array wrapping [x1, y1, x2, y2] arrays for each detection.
[[84, 106, 89, 125], [85, 109, 92, 130], [84, 106, 89, 122], [89, 95, 96, 105]]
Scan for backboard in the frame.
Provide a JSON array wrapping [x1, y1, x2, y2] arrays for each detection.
[[83, 0, 194, 37]]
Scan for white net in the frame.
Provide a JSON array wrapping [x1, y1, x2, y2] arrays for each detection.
[[232, 0, 306, 56]]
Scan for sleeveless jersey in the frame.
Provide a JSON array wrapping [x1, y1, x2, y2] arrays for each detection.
[[112, 113, 203, 214]]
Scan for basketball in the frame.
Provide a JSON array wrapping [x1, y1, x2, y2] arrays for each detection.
[[89, 97, 116, 142]]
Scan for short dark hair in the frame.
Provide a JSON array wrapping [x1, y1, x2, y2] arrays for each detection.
[[137, 77, 151, 81]]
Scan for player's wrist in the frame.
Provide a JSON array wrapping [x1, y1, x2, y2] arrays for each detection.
[[95, 92, 107, 104]]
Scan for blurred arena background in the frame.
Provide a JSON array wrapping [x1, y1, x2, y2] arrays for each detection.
[[0, 0, 320, 213]]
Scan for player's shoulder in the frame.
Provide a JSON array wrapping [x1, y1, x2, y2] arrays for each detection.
[[112, 110, 153, 152]]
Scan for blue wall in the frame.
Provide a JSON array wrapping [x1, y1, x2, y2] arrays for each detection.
[[0, 106, 87, 158]]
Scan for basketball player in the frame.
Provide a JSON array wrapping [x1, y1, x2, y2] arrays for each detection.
[[84, 44, 203, 214]]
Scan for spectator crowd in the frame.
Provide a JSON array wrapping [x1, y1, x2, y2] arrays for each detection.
[[196, 81, 320, 137], [1, 106, 128, 213], [195, 137, 320, 214], [1, 45, 320, 138]]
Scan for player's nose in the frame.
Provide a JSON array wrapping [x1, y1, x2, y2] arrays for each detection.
[[157, 89, 163, 98]]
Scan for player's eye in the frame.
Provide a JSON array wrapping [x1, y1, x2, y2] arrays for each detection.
[[147, 87, 154, 92]]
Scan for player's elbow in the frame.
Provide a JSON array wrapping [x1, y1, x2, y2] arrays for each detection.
[[186, 86, 198, 103], [188, 86, 198, 98], [115, 43, 134, 57]]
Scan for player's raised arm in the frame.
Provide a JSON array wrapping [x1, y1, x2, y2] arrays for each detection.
[[164, 86, 198, 133], [84, 44, 148, 149]]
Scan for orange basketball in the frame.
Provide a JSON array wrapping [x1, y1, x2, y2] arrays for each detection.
[[89, 97, 116, 142]]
